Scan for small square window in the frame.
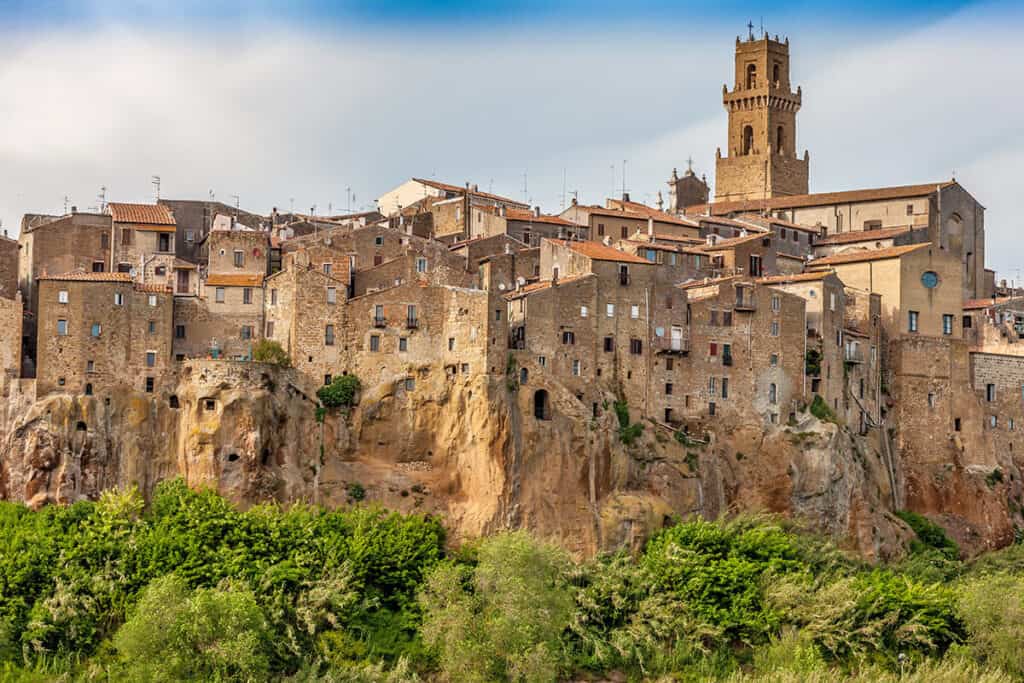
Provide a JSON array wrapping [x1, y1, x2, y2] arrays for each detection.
[[375, 235, 384, 246], [324, 374, 332, 386], [58, 290, 68, 303], [215, 287, 225, 303], [405, 377, 416, 391], [370, 335, 380, 352], [145, 377, 154, 393], [243, 288, 252, 305], [91, 323, 101, 337], [114, 292, 124, 306], [146, 351, 156, 367], [175, 324, 186, 339], [461, 363, 469, 374], [399, 337, 408, 352], [448, 337, 455, 351], [241, 325, 253, 340], [148, 295, 157, 307]]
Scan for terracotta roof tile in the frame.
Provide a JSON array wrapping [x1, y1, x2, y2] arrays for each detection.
[[686, 182, 955, 215], [108, 202, 176, 225], [503, 208, 578, 227], [757, 271, 835, 285], [134, 283, 172, 293], [549, 239, 653, 264], [963, 297, 1017, 311], [37, 271, 131, 283], [694, 232, 770, 252], [505, 274, 592, 300], [808, 243, 929, 267], [604, 199, 701, 227], [812, 226, 913, 246], [206, 273, 265, 287], [676, 275, 744, 290], [734, 213, 822, 234], [411, 177, 527, 207]]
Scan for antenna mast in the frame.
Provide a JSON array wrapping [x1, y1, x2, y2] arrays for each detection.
[[151, 175, 161, 202], [97, 186, 107, 213]]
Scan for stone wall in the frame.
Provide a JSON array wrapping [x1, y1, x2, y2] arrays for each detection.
[[0, 235, 18, 299]]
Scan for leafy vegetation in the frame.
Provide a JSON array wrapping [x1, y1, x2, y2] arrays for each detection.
[[318, 374, 362, 409], [253, 339, 292, 367], [809, 394, 838, 423], [613, 399, 644, 445], [1, 485, 1023, 681]]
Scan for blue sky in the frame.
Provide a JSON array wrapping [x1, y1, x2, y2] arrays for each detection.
[[0, 0, 1021, 277]]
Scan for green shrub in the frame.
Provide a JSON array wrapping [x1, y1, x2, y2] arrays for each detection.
[[347, 483, 366, 502], [613, 400, 644, 445], [253, 339, 292, 367], [319, 375, 362, 409], [896, 510, 959, 560], [809, 395, 837, 423], [957, 573, 1024, 677]]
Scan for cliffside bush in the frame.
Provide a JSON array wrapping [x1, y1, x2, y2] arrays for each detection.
[[3, 486, 1024, 681], [253, 339, 292, 367], [896, 510, 959, 560], [809, 394, 837, 423], [319, 374, 362, 408]]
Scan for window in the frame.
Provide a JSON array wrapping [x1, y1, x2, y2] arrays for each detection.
[[145, 294, 156, 307], [989, 415, 998, 429], [630, 339, 642, 354], [327, 287, 337, 304], [325, 324, 335, 346], [158, 233, 171, 252], [399, 337, 408, 352], [771, 295, 780, 312], [494, 309, 502, 321], [91, 323, 101, 337], [185, 230, 195, 242], [742, 125, 754, 154], [580, 305, 588, 318], [721, 378, 729, 399], [906, 203, 914, 216], [92, 261, 105, 272], [562, 331, 576, 345], [603, 336, 614, 352], [85, 383, 93, 396], [266, 321, 274, 337], [121, 228, 132, 245], [461, 363, 469, 374], [114, 292, 124, 306], [928, 393, 936, 408], [943, 314, 953, 335], [708, 377, 717, 395], [666, 358, 674, 371], [215, 287, 225, 303], [722, 343, 732, 365], [770, 321, 779, 337], [148, 320, 156, 334], [375, 235, 384, 246], [175, 324, 186, 339], [709, 342, 718, 357], [709, 401, 716, 416], [954, 417, 962, 432], [597, 223, 605, 236], [572, 359, 581, 376], [416, 257, 428, 273], [101, 233, 109, 248], [233, 250, 244, 267], [86, 360, 94, 373], [829, 292, 836, 311], [369, 334, 380, 352], [710, 310, 719, 326], [405, 378, 416, 392], [908, 310, 919, 333], [986, 383, 996, 402], [145, 377, 154, 393], [746, 63, 757, 88], [538, 356, 546, 368], [323, 263, 332, 275], [620, 226, 628, 239], [769, 383, 778, 404], [243, 288, 252, 305], [963, 314, 972, 329], [146, 351, 156, 368], [58, 290, 68, 303], [631, 305, 639, 319], [240, 325, 253, 340], [770, 353, 778, 367], [723, 311, 733, 327], [270, 289, 278, 305], [859, 378, 865, 399], [606, 304, 614, 317]]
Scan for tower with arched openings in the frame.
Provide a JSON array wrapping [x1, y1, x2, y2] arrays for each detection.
[[714, 30, 809, 203]]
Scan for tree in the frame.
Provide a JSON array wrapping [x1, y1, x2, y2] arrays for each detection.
[[318, 375, 361, 409], [253, 339, 291, 367]]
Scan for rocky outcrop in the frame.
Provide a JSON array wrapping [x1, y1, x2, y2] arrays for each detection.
[[0, 359, 1017, 560]]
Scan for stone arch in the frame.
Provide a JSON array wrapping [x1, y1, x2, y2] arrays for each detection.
[[533, 389, 551, 420], [742, 125, 754, 155]]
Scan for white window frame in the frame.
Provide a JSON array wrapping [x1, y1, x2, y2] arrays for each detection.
[[630, 305, 640, 319], [58, 290, 68, 304], [580, 305, 588, 318], [606, 303, 614, 317]]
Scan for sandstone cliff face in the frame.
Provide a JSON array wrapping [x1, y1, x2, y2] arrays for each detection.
[[0, 360, 1016, 560]]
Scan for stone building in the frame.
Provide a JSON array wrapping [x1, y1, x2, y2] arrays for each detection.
[[733, 214, 818, 258], [714, 32, 809, 202], [676, 276, 806, 425], [35, 272, 173, 397], [667, 165, 710, 212], [159, 199, 266, 265], [688, 232, 778, 278], [561, 198, 700, 243], [107, 202, 178, 282], [352, 239, 477, 297], [809, 243, 963, 340], [203, 226, 270, 278], [811, 226, 925, 259], [193, 273, 265, 360], [376, 177, 528, 222], [0, 231, 18, 299], [0, 293, 23, 388]]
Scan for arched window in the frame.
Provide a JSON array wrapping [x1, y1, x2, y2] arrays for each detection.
[[768, 383, 778, 405], [776, 126, 784, 154], [772, 63, 780, 85], [742, 125, 754, 155], [519, 367, 528, 385], [533, 389, 551, 420], [746, 64, 757, 89]]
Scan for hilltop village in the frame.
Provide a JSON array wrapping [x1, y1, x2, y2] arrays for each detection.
[[0, 33, 1021, 556]]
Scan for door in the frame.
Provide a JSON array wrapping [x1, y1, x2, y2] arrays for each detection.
[[176, 270, 189, 294]]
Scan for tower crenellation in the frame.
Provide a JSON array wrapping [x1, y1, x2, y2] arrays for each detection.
[[714, 32, 809, 203]]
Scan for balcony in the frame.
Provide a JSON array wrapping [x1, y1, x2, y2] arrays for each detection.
[[373, 317, 387, 328], [654, 336, 689, 355], [406, 317, 419, 330], [844, 346, 865, 364], [734, 297, 757, 312]]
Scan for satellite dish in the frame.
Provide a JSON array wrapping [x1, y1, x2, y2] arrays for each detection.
[[498, 283, 506, 291], [516, 276, 526, 286]]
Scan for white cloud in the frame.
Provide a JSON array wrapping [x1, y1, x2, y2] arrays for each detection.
[[0, 3, 1020, 276]]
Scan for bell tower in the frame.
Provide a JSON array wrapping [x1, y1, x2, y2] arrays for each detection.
[[714, 29, 809, 203]]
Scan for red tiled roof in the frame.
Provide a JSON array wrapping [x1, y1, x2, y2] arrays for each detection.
[[108, 202, 176, 226], [694, 232, 770, 252], [812, 226, 913, 246], [676, 275, 744, 290], [963, 297, 1015, 311], [503, 208, 578, 227], [757, 271, 835, 285], [549, 239, 653, 264], [808, 243, 929, 267], [134, 283, 173, 293], [604, 199, 701, 227], [686, 182, 956, 215], [206, 273, 265, 287], [412, 177, 527, 207], [505, 274, 591, 300], [734, 213, 822, 234], [651, 233, 703, 245], [38, 271, 131, 283]]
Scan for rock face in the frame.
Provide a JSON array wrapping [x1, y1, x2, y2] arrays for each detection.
[[0, 360, 1018, 559]]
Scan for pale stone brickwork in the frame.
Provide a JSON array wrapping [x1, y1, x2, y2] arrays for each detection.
[[205, 229, 270, 277], [0, 293, 23, 386], [35, 274, 173, 397], [18, 212, 112, 313], [0, 234, 18, 299]]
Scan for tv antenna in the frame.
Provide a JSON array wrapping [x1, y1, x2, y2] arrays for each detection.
[[97, 186, 107, 212], [622, 159, 628, 199], [345, 186, 352, 213], [208, 189, 215, 201], [63, 195, 69, 214]]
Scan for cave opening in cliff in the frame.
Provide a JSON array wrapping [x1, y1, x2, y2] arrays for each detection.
[[227, 453, 239, 462], [76, 421, 86, 432], [533, 390, 550, 420]]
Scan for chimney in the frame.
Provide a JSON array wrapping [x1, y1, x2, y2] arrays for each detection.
[[71, 206, 77, 214], [571, 197, 578, 206], [622, 192, 630, 202], [472, 184, 479, 192], [533, 206, 540, 218]]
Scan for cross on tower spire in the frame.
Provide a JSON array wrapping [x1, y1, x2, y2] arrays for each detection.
[[747, 21, 754, 40]]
